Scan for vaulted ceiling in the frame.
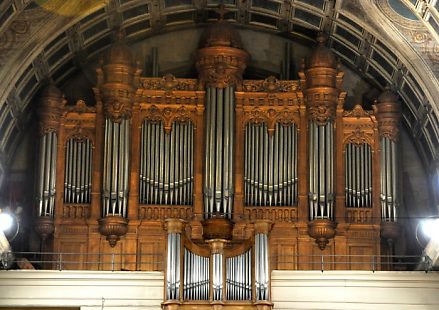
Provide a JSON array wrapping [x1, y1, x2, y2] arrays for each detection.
[[0, 0, 439, 201]]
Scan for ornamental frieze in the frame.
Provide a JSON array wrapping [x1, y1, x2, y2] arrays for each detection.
[[242, 76, 299, 92], [140, 74, 198, 91]]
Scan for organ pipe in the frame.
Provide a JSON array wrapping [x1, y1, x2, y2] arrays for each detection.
[[183, 248, 210, 300], [139, 121, 194, 205], [204, 87, 235, 218], [64, 138, 92, 204], [380, 137, 398, 221], [226, 249, 252, 300], [344, 143, 372, 208], [244, 123, 298, 206], [212, 252, 223, 300], [102, 118, 130, 217], [166, 232, 181, 300], [308, 122, 334, 220], [255, 233, 269, 301], [37, 131, 58, 216]]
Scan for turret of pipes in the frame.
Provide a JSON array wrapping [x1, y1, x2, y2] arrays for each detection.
[[299, 33, 344, 250], [34, 83, 65, 241], [374, 88, 401, 247], [195, 15, 249, 220], [96, 29, 141, 247]]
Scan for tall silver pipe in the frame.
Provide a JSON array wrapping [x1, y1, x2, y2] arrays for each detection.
[[228, 87, 234, 216], [49, 133, 57, 215]]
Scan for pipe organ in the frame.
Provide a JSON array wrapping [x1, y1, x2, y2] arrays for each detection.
[[32, 17, 402, 310]]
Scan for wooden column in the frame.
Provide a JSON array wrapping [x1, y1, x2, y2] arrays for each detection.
[[233, 94, 244, 220], [193, 93, 205, 219], [128, 101, 140, 220], [90, 94, 103, 221]]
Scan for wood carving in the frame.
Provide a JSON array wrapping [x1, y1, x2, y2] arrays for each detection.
[[143, 105, 196, 133]]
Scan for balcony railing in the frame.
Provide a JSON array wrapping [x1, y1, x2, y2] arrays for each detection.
[[1, 251, 434, 272]]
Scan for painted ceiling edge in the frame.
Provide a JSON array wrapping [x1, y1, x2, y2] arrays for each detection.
[[364, 0, 439, 114], [0, 0, 438, 167]]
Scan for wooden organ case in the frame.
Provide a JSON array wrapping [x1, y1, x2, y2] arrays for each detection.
[[33, 20, 402, 310]]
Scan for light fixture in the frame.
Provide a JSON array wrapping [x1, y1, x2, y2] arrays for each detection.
[[421, 218, 439, 241], [0, 212, 13, 232]]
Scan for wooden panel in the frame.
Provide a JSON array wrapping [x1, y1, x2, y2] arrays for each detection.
[[138, 237, 165, 271], [59, 241, 86, 270], [271, 240, 297, 270], [349, 246, 375, 270]]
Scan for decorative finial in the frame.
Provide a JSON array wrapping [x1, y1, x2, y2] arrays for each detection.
[[316, 32, 327, 45], [114, 28, 125, 42], [215, 4, 229, 20]]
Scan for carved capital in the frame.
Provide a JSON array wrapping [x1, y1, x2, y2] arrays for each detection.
[[196, 46, 249, 89], [38, 90, 65, 135], [104, 98, 132, 122], [164, 218, 186, 234], [254, 220, 273, 235], [206, 238, 230, 254], [373, 88, 401, 142], [307, 100, 336, 125]]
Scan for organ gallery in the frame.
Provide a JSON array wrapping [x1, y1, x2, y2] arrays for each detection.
[[32, 15, 402, 310]]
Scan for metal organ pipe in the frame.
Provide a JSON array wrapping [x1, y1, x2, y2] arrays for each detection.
[[244, 123, 298, 206], [255, 233, 269, 301], [139, 121, 194, 205], [166, 232, 181, 300], [380, 137, 397, 221], [212, 252, 223, 300], [101, 119, 130, 217], [183, 248, 209, 300], [37, 131, 58, 216], [64, 139, 93, 204], [203, 87, 235, 218], [308, 122, 334, 220], [226, 250, 252, 300], [344, 143, 372, 208]]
